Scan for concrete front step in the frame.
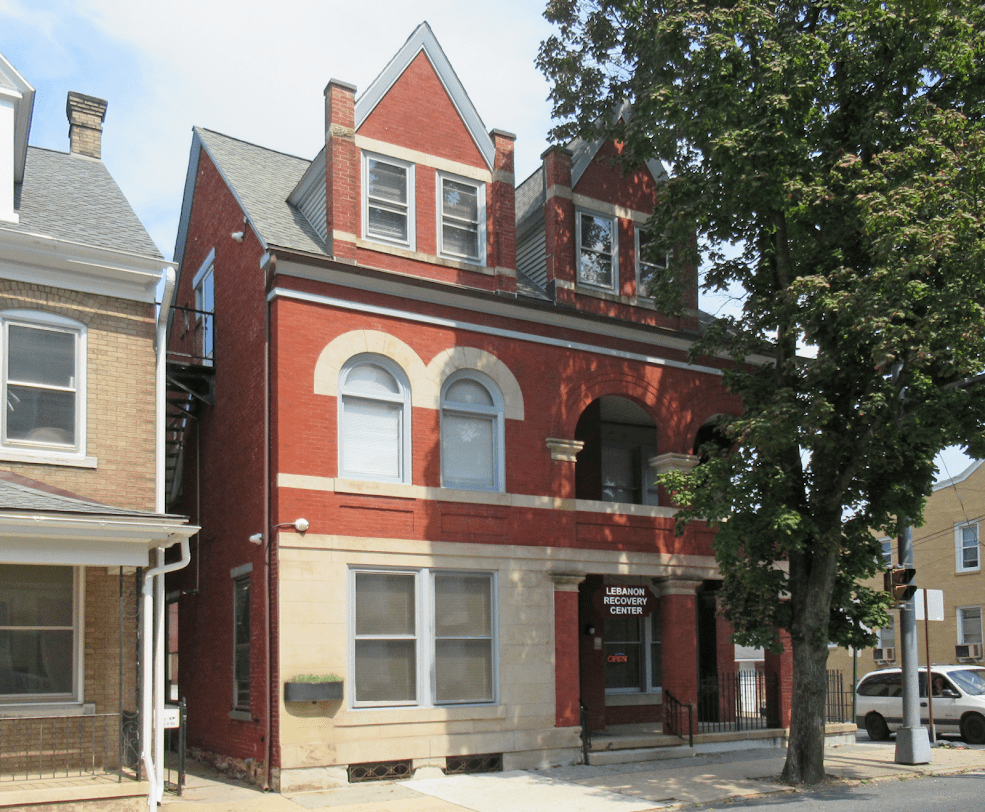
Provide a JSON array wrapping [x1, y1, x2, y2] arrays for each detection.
[[587, 727, 790, 766]]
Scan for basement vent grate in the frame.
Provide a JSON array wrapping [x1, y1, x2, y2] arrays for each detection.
[[348, 759, 413, 783], [445, 753, 503, 775]]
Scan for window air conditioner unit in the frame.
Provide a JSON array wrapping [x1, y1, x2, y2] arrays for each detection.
[[873, 647, 895, 662], [956, 643, 983, 660]]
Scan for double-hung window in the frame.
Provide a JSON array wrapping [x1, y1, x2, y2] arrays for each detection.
[[956, 521, 980, 573], [635, 225, 668, 299], [1, 310, 85, 456], [958, 606, 983, 646], [232, 568, 251, 713], [192, 252, 215, 365], [364, 153, 415, 248], [351, 569, 496, 707], [0, 564, 79, 700], [338, 355, 412, 484], [440, 371, 503, 491], [576, 211, 617, 291], [437, 173, 485, 263]]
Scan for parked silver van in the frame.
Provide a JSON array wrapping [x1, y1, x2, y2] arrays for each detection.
[[856, 665, 985, 743]]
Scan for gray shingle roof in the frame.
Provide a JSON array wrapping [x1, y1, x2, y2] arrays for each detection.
[[0, 471, 177, 518], [5, 147, 161, 258], [196, 128, 326, 255]]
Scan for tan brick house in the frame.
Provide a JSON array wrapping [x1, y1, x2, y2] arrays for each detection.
[[0, 52, 197, 808], [828, 458, 985, 688]]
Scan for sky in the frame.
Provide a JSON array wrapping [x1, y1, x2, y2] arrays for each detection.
[[0, 0, 557, 260], [0, 0, 974, 480]]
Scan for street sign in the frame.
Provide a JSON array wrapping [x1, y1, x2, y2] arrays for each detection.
[[914, 589, 944, 621]]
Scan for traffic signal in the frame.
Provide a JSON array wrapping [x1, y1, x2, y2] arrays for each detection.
[[883, 567, 917, 603]]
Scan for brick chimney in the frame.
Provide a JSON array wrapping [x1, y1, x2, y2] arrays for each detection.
[[66, 92, 107, 159], [324, 79, 358, 261]]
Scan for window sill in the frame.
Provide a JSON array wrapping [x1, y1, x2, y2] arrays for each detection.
[[0, 702, 94, 718], [338, 703, 504, 727], [229, 710, 253, 722], [355, 238, 492, 275], [605, 691, 662, 706], [0, 448, 97, 469]]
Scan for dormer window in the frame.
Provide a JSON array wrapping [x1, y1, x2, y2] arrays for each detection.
[[636, 226, 668, 299], [437, 173, 485, 264], [363, 153, 415, 249], [576, 211, 617, 291]]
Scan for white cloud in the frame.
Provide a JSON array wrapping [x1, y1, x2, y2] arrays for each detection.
[[2, 0, 556, 258]]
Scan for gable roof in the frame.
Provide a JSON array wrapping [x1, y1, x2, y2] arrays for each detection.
[[4, 146, 162, 258], [355, 22, 495, 170], [174, 128, 326, 267]]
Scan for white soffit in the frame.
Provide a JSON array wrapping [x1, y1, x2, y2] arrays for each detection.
[[0, 51, 35, 183]]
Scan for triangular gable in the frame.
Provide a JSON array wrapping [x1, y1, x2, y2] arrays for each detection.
[[569, 101, 667, 190], [355, 22, 494, 169]]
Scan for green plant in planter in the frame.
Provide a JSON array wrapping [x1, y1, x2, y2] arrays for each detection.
[[289, 674, 342, 683]]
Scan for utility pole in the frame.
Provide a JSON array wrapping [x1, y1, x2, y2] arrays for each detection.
[[894, 525, 932, 764]]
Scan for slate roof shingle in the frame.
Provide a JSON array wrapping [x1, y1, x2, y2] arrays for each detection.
[[5, 147, 162, 258]]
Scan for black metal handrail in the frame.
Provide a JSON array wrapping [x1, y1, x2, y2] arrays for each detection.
[[168, 305, 214, 367], [579, 700, 592, 763], [664, 690, 694, 746]]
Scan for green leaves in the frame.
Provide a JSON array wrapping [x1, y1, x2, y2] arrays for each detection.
[[543, 1, 985, 780]]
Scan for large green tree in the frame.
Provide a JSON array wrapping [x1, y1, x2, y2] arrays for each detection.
[[539, 0, 985, 784]]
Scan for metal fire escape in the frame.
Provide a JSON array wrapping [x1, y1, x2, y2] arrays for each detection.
[[165, 305, 215, 510]]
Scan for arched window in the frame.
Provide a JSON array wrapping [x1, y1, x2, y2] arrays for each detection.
[[440, 371, 504, 492], [338, 355, 411, 483]]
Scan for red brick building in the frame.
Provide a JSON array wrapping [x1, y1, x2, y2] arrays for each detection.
[[167, 23, 751, 791]]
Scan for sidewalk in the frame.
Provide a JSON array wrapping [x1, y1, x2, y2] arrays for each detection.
[[159, 741, 985, 812]]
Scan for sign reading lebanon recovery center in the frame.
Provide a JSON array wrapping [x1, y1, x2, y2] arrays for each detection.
[[597, 584, 657, 617]]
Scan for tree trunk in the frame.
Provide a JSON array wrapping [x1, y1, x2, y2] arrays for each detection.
[[781, 548, 838, 785]]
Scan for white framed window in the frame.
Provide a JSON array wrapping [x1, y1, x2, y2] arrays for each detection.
[[635, 225, 668, 299], [350, 568, 496, 708], [876, 616, 895, 649], [0, 564, 81, 701], [363, 152, 415, 249], [231, 566, 251, 713], [440, 370, 504, 492], [1, 310, 86, 458], [576, 210, 617, 291], [880, 538, 893, 568], [955, 521, 980, 573], [338, 355, 412, 484], [604, 608, 661, 693], [958, 606, 983, 645], [437, 173, 485, 264], [192, 251, 215, 365]]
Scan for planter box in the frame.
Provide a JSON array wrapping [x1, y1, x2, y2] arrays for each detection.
[[284, 681, 343, 702]]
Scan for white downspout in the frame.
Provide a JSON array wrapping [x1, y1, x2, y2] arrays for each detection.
[[141, 537, 190, 809], [142, 267, 186, 809], [156, 267, 176, 515]]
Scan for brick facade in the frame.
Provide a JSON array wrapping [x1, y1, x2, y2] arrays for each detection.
[[169, 23, 750, 791]]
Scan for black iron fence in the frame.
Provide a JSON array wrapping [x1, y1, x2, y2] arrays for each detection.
[[826, 670, 853, 723], [0, 713, 124, 781], [697, 671, 775, 732]]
